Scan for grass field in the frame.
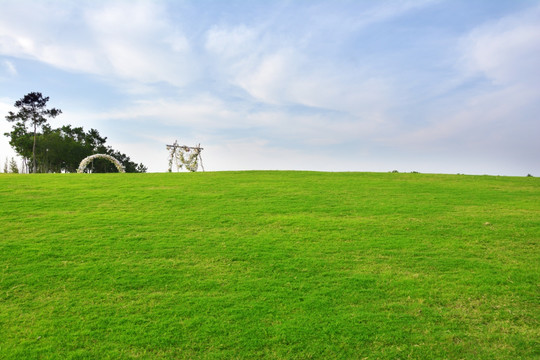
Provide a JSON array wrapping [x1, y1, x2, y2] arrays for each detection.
[[0, 171, 538, 359]]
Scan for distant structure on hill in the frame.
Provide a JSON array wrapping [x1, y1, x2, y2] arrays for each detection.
[[166, 140, 204, 172]]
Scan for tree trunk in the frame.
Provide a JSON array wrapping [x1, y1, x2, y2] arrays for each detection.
[[32, 123, 37, 173]]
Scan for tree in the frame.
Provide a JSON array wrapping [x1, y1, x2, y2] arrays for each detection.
[[88, 148, 146, 173], [5, 93, 146, 173], [136, 163, 148, 173], [5, 92, 62, 173], [4, 122, 32, 169], [9, 158, 19, 173]]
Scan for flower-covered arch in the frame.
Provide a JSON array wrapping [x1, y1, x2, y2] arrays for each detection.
[[77, 154, 125, 173], [166, 140, 204, 172]]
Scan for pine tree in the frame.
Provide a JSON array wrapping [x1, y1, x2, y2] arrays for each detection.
[[9, 157, 19, 173], [5, 92, 62, 173]]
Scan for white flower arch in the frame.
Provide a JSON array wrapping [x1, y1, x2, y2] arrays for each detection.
[[77, 154, 125, 173]]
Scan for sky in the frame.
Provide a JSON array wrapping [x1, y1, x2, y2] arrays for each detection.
[[1, 0, 539, 175]]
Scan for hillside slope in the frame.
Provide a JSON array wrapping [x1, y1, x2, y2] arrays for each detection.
[[1, 171, 538, 359]]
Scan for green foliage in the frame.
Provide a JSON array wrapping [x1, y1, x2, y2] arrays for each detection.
[[8, 158, 19, 173], [0, 172, 538, 359], [2, 157, 20, 173], [5, 92, 61, 127], [4, 94, 146, 173], [5, 92, 62, 173], [136, 163, 149, 173], [4, 121, 33, 163]]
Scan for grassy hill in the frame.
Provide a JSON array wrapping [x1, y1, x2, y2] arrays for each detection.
[[0, 171, 538, 359]]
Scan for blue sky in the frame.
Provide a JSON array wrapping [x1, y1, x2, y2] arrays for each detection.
[[1, 0, 539, 175]]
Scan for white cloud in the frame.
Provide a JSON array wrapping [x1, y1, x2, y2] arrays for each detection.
[[232, 49, 393, 129], [198, 138, 358, 172], [388, 5, 540, 171], [0, 2, 101, 72], [299, 0, 440, 41], [205, 25, 259, 59], [1, 60, 17, 76], [235, 49, 297, 105], [0, 1, 197, 86], [394, 84, 537, 146], [460, 5, 540, 88], [83, 2, 196, 84], [206, 27, 393, 122], [92, 95, 240, 129]]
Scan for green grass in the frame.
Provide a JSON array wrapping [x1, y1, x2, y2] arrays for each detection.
[[0, 171, 538, 359]]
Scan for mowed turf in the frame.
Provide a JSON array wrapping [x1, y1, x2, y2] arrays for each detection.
[[0, 171, 538, 359]]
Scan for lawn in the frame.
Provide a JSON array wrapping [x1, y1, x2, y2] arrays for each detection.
[[0, 171, 538, 359]]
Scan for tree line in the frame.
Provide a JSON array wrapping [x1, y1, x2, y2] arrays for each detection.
[[4, 92, 147, 173]]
